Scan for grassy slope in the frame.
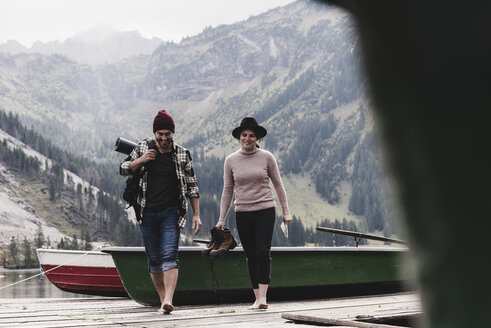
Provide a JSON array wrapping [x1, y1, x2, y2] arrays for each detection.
[[12, 173, 83, 238]]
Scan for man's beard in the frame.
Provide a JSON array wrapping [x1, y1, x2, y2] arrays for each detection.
[[158, 138, 173, 149]]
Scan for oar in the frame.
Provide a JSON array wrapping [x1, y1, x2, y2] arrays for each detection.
[[316, 226, 408, 247], [193, 238, 210, 244]]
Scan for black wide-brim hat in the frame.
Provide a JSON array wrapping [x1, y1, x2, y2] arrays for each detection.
[[232, 117, 267, 139]]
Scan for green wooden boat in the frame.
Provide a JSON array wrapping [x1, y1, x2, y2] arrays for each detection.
[[101, 246, 409, 306]]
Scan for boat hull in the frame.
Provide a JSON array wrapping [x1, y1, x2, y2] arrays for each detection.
[[36, 249, 128, 297], [102, 246, 409, 306]]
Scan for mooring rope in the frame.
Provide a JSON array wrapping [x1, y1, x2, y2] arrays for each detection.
[[208, 258, 221, 291], [0, 244, 107, 292]]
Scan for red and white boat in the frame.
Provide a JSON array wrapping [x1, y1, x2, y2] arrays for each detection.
[[36, 248, 128, 297]]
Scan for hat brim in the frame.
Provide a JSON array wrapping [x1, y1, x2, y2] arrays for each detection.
[[232, 126, 267, 139]]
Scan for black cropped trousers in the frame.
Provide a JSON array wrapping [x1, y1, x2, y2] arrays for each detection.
[[235, 207, 275, 289]]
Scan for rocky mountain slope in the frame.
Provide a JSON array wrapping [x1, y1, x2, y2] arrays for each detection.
[[0, 160, 65, 247], [0, 0, 402, 242], [0, 126, 140, 248], [0, 128, 78, 246]]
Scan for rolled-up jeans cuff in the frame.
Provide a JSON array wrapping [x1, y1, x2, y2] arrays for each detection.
[[149, 261, 178, 274]]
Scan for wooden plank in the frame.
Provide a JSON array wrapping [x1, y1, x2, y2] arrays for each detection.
[[283, 313, 410, 328], [281, 292, 421, 328], [0, 292, 421, 328]]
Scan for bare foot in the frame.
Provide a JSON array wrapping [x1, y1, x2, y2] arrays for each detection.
[[162, 303, 174, 314], [258, 303, 268, 309], [248, 301, 260, 310]]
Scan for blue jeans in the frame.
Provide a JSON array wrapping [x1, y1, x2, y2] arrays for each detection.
[[139, 207, 180, 274]]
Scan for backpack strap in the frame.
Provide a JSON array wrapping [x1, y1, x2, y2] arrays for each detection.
[[145, 138, 156, 150]]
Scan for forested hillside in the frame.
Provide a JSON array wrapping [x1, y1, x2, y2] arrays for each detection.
[[0, 0, 403, 254], [0, 111, 142, 248]]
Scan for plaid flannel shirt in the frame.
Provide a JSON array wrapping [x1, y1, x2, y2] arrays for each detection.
[[119, 139, 199, 227]]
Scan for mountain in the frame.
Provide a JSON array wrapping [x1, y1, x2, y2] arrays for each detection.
[[0, 128, 77, 246], [0, 25, 163, 65], [0, 112, 142, 248], [0, 0, 403, 246], [0, 161, 65, 247], [0, 40, 28, 53]]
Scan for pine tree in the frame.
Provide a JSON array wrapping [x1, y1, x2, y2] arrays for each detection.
[[48, 180, 56, 201], [22, 238, 33, 268], [8, 236, 19, 267], [80, 225, 92, 250], [34, 225, 45, 248], [70, 235, 79, 250], [57, 237, 66, 250]]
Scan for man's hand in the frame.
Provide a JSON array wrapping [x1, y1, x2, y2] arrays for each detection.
[[130, 149, 157, 172], [140, 149, 157, 163], [192, 215, 202, 235]]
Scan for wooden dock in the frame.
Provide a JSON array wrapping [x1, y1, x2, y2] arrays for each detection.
[[0, 292, 421, 328]]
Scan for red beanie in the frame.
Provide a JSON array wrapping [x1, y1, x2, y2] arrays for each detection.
[[153, 110, 175, 133]]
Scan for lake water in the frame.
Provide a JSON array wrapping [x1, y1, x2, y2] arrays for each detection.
[[0, 267, 97, 299]]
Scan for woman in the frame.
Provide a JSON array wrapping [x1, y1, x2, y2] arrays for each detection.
[[215, 117, 292, 310]]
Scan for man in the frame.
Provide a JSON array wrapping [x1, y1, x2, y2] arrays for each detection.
[[120, 110, 201, 314]]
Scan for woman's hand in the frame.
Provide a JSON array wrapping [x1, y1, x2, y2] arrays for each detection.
[[215, 221, 225, 230], [283, 214, 292, 226]]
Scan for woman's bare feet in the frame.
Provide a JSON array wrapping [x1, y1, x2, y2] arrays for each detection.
[[162, 303, 174, 314], [157, 299, 166, 313], [248, 300, 268, 310]]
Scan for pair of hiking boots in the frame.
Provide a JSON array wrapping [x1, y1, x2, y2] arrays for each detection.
[[202, 227, 237, 259]]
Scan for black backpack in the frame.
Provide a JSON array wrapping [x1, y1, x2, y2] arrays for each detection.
[[123, 138, 156, 222]]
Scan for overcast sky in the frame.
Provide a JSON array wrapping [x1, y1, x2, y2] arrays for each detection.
[[0, 0, 295, 47]]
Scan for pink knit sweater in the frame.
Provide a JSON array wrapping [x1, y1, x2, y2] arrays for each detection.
[[218, 147, 290, 223]]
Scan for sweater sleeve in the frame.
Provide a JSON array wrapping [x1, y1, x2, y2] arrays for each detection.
[[267, 153, 290, 217], [218, 156, 234, 223]]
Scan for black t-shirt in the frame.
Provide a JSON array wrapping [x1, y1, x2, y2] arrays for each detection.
[[145, 151, 179, 212]]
